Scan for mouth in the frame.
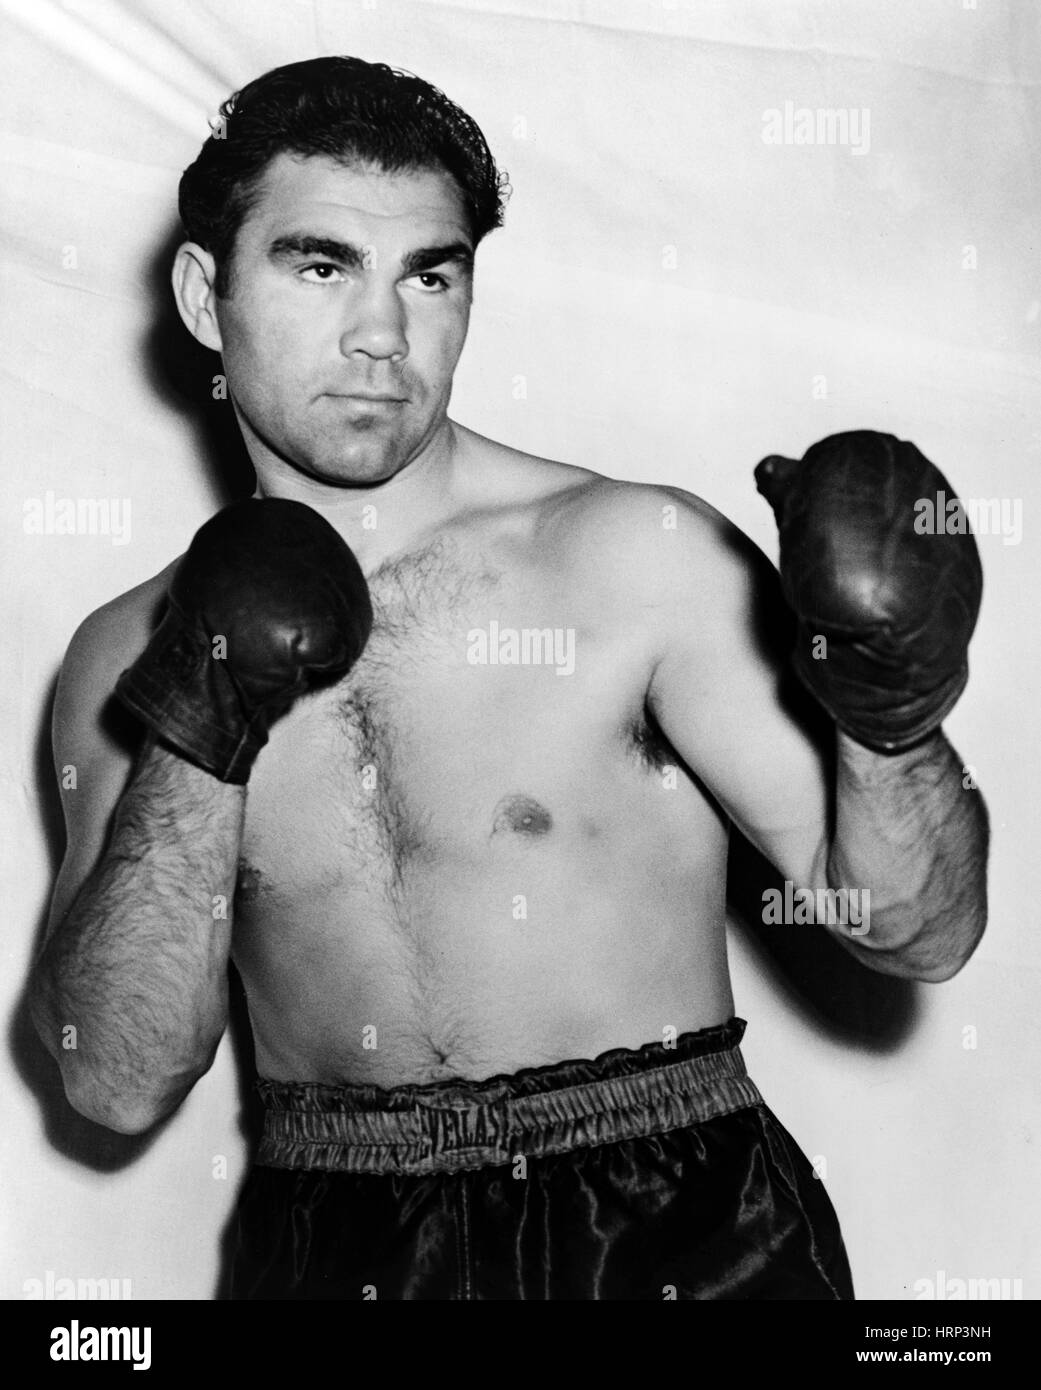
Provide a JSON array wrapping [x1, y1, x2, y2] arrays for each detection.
[[323, 393, 408, 422], [329, 393, 407, 404]]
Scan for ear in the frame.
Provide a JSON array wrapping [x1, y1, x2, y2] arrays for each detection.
[[171, 243, 223, 351]]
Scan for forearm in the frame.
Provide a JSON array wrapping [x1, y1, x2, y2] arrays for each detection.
[[30, 741, 246, 1131], [825, 729, 988, 980]]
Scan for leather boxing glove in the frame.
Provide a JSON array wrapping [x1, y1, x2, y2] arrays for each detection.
[[116, 498, 372, 783], [755, 430, 982, 753]]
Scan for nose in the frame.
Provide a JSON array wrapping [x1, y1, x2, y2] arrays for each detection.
[[339, 278, 408, 362]]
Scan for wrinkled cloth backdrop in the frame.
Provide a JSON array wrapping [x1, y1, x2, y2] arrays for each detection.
[[2, 0, 1038, 1300]]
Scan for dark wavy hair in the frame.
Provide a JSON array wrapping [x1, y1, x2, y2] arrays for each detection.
[[179, 56, 509, 296]]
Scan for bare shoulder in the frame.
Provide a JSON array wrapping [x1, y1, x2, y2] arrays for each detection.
[[455, 425, 601, 507], [58, 561, 178, 711], [454, 418, 768, 604], [546, 474, 724, 538], [540, 474, 769, 608], [53, 560, 180, 788], [458, 425, 734, 551]]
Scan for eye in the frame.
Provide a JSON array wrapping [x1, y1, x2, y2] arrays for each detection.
[[408, 271, 449, 292], [299, 262, 346, 283]]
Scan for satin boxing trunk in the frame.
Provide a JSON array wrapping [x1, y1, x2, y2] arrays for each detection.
[[229, 1017, 854, 1300]]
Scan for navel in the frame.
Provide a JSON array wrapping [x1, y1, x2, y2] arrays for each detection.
[[490, 793, 553, 838]]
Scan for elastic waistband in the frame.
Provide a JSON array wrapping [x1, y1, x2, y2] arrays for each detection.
[[254, 1018, 763, 1176]]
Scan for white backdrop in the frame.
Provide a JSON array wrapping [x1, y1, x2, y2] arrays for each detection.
[[3, 0, 1039, 1301]]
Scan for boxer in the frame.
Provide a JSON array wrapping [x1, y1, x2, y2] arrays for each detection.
[[29, 57, 987, 1300]]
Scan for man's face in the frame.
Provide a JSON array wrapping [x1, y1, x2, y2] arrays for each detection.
[[213, 153, 475, 487]]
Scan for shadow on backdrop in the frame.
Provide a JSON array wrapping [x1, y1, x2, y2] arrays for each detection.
[[727, 828, 918, 1052], [140, 222, 255, 507]]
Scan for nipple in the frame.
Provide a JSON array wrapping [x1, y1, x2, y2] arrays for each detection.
[[490, 793, 553, 837]]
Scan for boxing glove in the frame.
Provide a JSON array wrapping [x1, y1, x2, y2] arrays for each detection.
[[755, 430, 982, 753], [116, 498, 372, 783]]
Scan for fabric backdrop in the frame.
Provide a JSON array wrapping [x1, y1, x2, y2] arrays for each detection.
[[2, 0, 1039, 1300]]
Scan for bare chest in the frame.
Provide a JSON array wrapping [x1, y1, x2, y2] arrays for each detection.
[[236, 537, 656, 907]]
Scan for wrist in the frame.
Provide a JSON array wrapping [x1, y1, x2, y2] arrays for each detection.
[[836, 726, 950, 794], [132, 733, 249, 803]]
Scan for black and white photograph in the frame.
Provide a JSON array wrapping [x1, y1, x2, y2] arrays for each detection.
[[2, 0, 1037, 1352]]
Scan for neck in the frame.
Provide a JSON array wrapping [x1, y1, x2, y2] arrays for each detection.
[[252, 418, 463, 568]]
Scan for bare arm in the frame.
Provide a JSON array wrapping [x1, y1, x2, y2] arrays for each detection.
[[32, 500, 372, 1131], [826, 730, 987, 980], [637, 487, 987, 982], [28, 602, 245, 1134]]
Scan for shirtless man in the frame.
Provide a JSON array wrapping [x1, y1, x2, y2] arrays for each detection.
[[28, 56, 987, 1301]]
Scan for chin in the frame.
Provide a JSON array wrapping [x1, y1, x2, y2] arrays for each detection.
[[314, 454, 405, 487]]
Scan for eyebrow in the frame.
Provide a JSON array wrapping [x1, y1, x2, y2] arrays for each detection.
[[267, 235, 474, 275]]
